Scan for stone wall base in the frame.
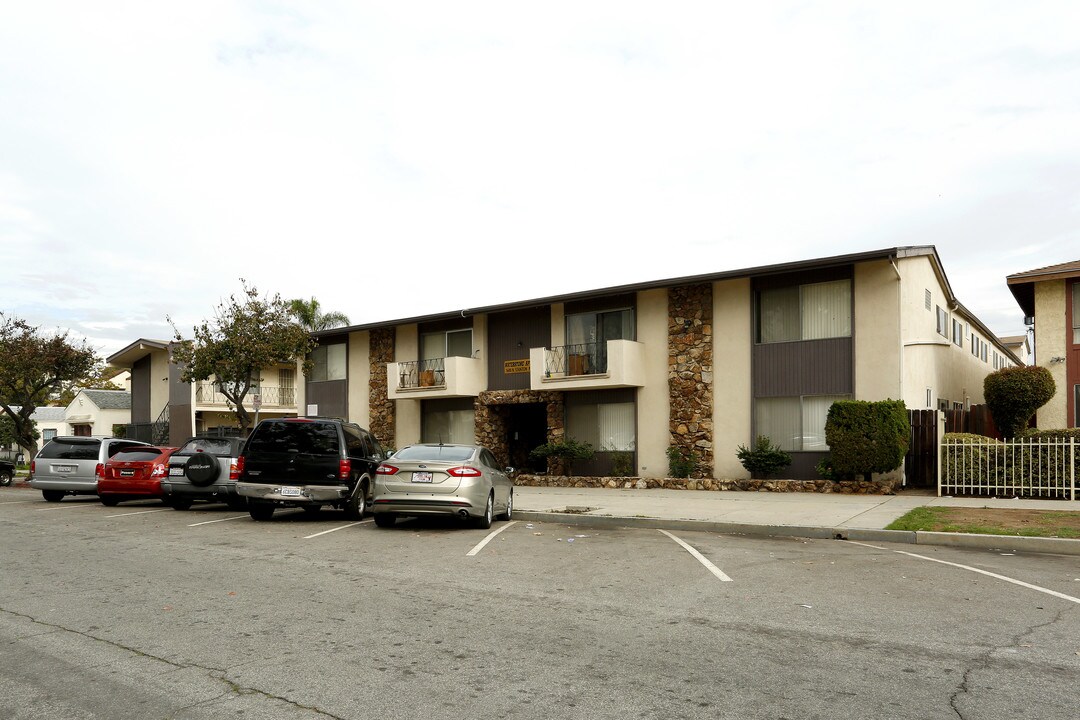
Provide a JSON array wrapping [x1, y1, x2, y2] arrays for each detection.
[[515, 474, 902, 495]]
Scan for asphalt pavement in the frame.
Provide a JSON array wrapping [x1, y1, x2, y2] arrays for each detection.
[[8, 476, 1080, 555]]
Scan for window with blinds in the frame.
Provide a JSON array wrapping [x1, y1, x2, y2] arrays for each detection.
[[758, 279, 851, 343]]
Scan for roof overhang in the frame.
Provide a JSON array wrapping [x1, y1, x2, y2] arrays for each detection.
[[107, 339, 170, 367]]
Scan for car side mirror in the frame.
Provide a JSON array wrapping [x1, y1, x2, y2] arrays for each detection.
[[505, 466, 515, 474]]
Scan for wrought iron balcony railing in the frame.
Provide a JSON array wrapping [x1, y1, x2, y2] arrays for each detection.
[[195, 383, 296, 407], [545, 342, 608, 376], [397, 358, 446, 389]]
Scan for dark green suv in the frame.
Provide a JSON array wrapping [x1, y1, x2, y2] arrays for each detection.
[[236, 417, 387, 521]]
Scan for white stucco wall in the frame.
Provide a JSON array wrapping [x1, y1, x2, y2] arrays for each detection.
[[636, 289, 669, 478], [712, 278, 752, 479], [1034, 280, 1068, 428], [855, 260, 902, 402], [394, 325, 421, 448], [898, 255, 1005, 410]]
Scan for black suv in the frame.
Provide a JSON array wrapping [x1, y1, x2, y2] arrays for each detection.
[[236, 417, 387, 521]]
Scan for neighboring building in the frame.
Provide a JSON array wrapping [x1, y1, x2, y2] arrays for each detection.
[[292, 245, 1017, 480], [106, 339, 300, 445], [0, 406, 66, 459], [1007, 259, 1080, 429], [63, 389, 132, 438], [998, 334, 1032, 366]]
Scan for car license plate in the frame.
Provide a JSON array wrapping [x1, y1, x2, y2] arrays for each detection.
[[411, 471, 433, 483], [280, 486, 303, 497], [120, 470, 135, 477], [55, 465, 76, 473], [169, 467, 184, 476]]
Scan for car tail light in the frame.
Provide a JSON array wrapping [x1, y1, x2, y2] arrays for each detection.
[[96, 463, 105, 479], [230, 457, 243, 480], [339, 459, 351, 479], [375, 464, 399, 475], [30, 460, 36, 475], [446, 466, 482, 478], [151, 463, 168, 478]]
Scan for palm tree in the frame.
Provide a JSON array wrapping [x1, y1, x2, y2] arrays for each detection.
[[288, 297, 350, 332]]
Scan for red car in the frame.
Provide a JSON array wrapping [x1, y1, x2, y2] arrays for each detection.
[[98, 446, 179, 506]]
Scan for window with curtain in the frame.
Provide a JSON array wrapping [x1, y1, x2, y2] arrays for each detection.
[[310, 343, 346, 382], [1073, 283, 1080, 344], [566, 401, 635, 451], [758, 280, 851, 343], [422, 408, 475, 444], [421, 329, 473, 360], [755, 395, 849, 451]]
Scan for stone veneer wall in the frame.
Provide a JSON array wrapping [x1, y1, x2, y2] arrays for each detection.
[[668, 284, 714, 479], [368, 328, 395, 449], [476, 390, 563, 470], [514, 474, 903, 494]]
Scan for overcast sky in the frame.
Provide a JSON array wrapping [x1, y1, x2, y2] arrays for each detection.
[[2, 1, 1078, 360]]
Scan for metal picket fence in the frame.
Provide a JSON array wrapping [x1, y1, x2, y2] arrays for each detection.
[[939, 436, 1077, 500]]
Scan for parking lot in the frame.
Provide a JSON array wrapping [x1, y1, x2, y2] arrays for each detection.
[[2, 490, 1079, 719]]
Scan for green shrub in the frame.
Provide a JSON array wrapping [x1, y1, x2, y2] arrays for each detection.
[[984, 366, 1055, 439], [736, 436, 792, 479], [529, 437, 594, 475], [667, 445, 699, 478], [942, 432, 1074, 493], [825, 400, 910, 482], [607, 445, 635, 477], [815, 456, 852, 481]]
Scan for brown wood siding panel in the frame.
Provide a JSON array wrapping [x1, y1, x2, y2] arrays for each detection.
[[487, 307, 551, 391], [305, 380, 348, 419], [132, 357, 151, 423], [753, 337, 853, 397], [169, 404, 193, 446]]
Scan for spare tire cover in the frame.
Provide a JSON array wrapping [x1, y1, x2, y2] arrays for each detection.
[[184, 453, 220, 486]]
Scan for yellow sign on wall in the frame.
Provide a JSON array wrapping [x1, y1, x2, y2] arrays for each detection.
[[504, 359, 530, 374]]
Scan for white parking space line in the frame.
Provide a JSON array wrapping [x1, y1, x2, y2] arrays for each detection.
[[105, 508, 169, 519], [0, 500, 34, 505], [303, 520, 370, 539], [466, 521, 518, 556], [848, 541, 1080, 605], [658, 530, 733, 582], [188, 515, 249, 527], [36, 503, 102, 512]]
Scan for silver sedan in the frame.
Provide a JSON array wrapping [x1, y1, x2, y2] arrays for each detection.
[[371, 444, 513, 529]]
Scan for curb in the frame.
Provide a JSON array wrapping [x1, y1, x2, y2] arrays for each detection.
[[513, 511, 1080, 557]]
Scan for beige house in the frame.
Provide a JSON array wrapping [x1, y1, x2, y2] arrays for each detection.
[[299, 246, 1018, 481], [1007, 260, 1080, 429], [63, 389, 132, 438], [107, 339, 300, 445]]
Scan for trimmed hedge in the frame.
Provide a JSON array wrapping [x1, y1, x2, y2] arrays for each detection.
[[983, 366, 1055, 439], [825, 400, 910, 482], [942, 432, 1077, 494]]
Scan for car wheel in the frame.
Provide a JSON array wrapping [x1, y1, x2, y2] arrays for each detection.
[[343, 482, 367, 520], [373, 513, 395, 528], [100, 496, 120, 507], [498, 489, 513, 521], [184, 453, 220, 487], [170, 498, 194, 511], [0, 470, 12, 486], [475, 492, 493, 530], [42, 490, 64, 503], [248, 503, 275, 521]]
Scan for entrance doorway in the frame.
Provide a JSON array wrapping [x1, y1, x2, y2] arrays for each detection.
[[506, 403, 548, 473]]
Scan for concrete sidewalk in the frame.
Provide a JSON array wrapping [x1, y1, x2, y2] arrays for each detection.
[[512, 485, 1080, 556]]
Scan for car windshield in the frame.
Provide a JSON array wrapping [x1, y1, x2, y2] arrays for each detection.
[[37, 439, 101, 460], [111, 449, 166, 463], [393, 445, 475, 462], [178, 438, 235, 455], [246, 422, 340, 456]]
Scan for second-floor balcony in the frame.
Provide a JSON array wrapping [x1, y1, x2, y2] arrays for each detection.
[[195, 382, 297, 409], [531, 339, 646, 390], [387, 355, 485, 400]]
